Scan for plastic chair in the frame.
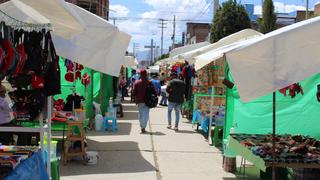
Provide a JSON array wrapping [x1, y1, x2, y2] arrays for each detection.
[[104, 116, 117, 132], [103, 107, 117, 132]]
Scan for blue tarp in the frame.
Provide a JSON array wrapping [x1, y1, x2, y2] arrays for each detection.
[[5, 151, 49, 180]]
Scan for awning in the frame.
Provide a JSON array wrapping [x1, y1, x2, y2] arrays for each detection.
[[52, 3, 131, 77], [155, 58, 170, 65], [226, 16, 320, 102], [217, 16, 320, 102], [148, 65, 160, 73], [19, 0, 84, 39], [169, 42, 210, 58], [124, 56, 137, 68], [0, 0, 51, 28], [177, 29, 262, 65]]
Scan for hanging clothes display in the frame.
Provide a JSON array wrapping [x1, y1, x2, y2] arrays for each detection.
[[63, 93, 85, 111], [0, 22, 61, 121]]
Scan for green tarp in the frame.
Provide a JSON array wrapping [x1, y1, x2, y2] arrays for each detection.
[[54, 58, 114, 118], [224, 67, 320, 155]]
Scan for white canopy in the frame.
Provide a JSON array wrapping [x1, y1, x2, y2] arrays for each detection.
[[196, 16, 320, 102], [176, 29, 262, 65], [148, 65, 160, 73], [124, 56, 138, 68], [0, 0, 51, 28], [155, 58, 170, 65], [19, 0, 84, 39], [52, 3, 131, 77], [169, 42, 210, 58], [225, 16, 320, 102]]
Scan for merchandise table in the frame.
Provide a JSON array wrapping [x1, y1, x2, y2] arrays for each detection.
[[228, 134, 320, 172]]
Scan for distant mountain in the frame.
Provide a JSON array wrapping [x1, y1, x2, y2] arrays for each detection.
[[136, 49, 169, 62]]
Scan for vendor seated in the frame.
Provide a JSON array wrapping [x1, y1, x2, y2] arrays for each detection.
[[0, 85, 14, 145]]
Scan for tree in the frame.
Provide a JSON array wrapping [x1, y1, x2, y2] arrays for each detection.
[[259, 0, 276, 33], [210, 0, 251, 43]]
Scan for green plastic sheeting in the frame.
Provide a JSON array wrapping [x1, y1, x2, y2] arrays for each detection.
[[224, 67, 320, 155], [54, 58, 114, 118], [99, 74, 114, 114]]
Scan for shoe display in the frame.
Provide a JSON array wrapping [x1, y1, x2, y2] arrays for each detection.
[[232, 133, 320, 164]]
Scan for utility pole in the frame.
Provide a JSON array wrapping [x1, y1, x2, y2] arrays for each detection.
[[214, 0, 219, 15], [172, 15, 176, 49], [133, 43, 139, 58], [158, 19, 167, 56], [306, 0, 309, 19], [144, 39, 156, 66]]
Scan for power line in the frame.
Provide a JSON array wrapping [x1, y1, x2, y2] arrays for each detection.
[[109, 16, 212, 23]]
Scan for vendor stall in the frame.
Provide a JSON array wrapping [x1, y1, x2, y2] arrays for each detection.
[[194, 16, 320, 179]]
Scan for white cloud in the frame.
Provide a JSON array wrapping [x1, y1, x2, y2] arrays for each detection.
[[254, 2, 306, 15], [109, 4, 129, 17], [112, 0, 212, 59]]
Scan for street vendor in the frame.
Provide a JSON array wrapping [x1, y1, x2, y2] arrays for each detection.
[[0, 85, 13, 144]]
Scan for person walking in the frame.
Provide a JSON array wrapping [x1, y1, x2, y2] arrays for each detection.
[[182, 61, 195, 100], [159, 84, 168, 106], [133, 69, 151, 133], [166, 72, 186, 131], [151, 74, 161, 95]]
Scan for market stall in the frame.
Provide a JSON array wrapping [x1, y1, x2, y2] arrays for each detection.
[[0, 7, 58, 179], [194, 16, 320, 179]]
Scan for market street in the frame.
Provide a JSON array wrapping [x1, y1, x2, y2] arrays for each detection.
[[60, 98, 257, 180]]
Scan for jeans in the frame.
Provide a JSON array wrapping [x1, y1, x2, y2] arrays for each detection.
[[138, 103, 150, 129], [160, 92, 167, 105], [168, 102, 181, 127]]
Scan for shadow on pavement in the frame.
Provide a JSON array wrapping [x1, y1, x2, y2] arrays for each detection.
[[175, 130, 197, 134], [60, 141, 156, 176], [118, 112, 139, 121], [85, 122, 132, 136], [143, 131, 166, 136]]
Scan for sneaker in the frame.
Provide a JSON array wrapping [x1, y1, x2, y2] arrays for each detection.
[[166, 125, 171, 129], [141, 128, 146, 133], [174, 127, 178, 131]]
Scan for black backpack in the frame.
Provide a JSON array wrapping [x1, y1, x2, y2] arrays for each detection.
[[144, 81, 158, 108]]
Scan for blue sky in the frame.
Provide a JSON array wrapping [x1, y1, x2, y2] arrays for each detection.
[[109, 0, 319, 60]]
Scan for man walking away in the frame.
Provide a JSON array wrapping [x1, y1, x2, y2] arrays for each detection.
[[166, 72, 186, 131], [133, 69, 150, 133]]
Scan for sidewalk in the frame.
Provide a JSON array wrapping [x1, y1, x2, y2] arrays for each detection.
[[60, 99, 259, 180]]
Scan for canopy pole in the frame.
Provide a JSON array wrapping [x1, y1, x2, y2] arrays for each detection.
[[272, 92, 276, 180], [208, 86, 215, 145]]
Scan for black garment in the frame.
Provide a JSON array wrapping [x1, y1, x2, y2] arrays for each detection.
[[166, 78, 186, 104], [42, 33, 61, 96], [63, 94, 85, 111], [185, 78, 191, 100]]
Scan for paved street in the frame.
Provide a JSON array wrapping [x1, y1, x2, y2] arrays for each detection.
[[60, 99, 259, 180]]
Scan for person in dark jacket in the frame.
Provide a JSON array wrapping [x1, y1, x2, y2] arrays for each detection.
[[133, 69, 149, 133], [166, 72, 186, 131]]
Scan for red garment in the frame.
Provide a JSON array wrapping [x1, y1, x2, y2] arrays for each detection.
[[133, 79, 148, 104]]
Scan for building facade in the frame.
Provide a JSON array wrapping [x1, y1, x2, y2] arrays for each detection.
[[186, 23, 211, 45], [66, 0, 109, 18]]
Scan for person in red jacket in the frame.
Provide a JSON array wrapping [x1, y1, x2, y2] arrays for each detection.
[[133, 69, 149, 133]]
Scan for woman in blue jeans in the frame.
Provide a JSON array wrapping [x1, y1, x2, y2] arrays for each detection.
[[166, 72, 186, 131]]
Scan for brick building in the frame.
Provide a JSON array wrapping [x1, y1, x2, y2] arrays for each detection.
[[66, 0, 109, 18], [186, 23, 211, 45], [314, 3, 320, 16]]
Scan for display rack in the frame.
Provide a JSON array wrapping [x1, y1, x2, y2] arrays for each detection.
[[0, 10, 53, 177]]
